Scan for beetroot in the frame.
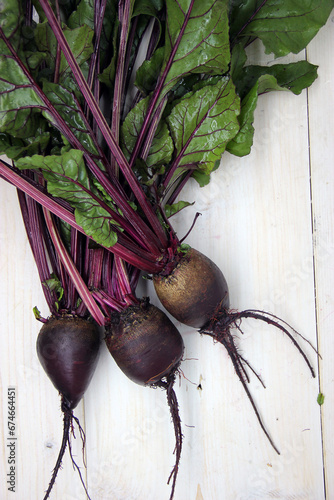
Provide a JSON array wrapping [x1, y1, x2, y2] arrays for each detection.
[[153, 247, 230, 328], [37, 315, 100, 499], [105, 301, 184, 385], [105, 300, 184, 499], [154, 246, 316, 454]]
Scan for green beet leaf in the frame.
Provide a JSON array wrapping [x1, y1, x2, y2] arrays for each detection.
[[68, 0, 115, 70], [43, 274, 64, 302], [0, 0, 24, 50], [97, 16, 120, 89], [228, 59, 319, 157], [148, 121, 173, 168], [229, 0, 334, 57], [131, 0, 163, 62], [0, 131, 50, 160], [236, 60, 319, 100], [226, 83, 258, 157], [35, 22, 94, 94], [136, 0, 231, 102], [42, 81, 100, 156], [121, 95, 173, 168], [55, 24, 94, 93], [166, 78, 240, 180], [164, 200, 195, 218], [33, 306, 42, 320], [135, 47, 165, 96], [191, 160, 220, 187], [101, 0, 161, 90], [0, 50, 45, 139], [163, 0, 230, 86]]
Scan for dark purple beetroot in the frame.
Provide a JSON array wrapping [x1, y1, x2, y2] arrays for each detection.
[[105, 302, 184, 385], [153, 247, 229, 329], [37, 315, 101, 409], [37, 315, 100, 500], [105, 301, 184, 499]]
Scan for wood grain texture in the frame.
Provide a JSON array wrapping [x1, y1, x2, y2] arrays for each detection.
[[0, 15, 333, 500]]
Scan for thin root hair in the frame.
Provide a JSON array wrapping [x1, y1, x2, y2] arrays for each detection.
[[241, 309, 320, 358], [202, 328, 280, 455], [42, 403, 91, 500], [199, 305, 319, 455], [177, 367, 198, 386], [68, 434, 92, 500], [72, 414, 87, 468], [43, 408, 72, 500], [233, 309, 317, 378], [238, 354, 266, 388], [156, 372, 183, 500]]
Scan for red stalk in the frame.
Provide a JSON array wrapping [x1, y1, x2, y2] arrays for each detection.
[[38, 0, 169, 248], [129, 0, 196, 167], [110, 0, 133, 174], [87, 0, 107, 90], [0, 27, 164, 255], [67, 227, 81, 310], [114, 256, 139, 306], [0, 160, 164, 273], [17, 190, 59, 312], [42, 208, 106, 325]]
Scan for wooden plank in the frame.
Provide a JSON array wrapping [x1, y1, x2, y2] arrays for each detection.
[[307, 15, 334, 500]]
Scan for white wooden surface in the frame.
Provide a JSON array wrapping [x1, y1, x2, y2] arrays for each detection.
[[0, 16, 333, 500]]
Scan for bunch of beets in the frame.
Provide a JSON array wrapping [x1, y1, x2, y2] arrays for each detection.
[[0, 0, 332, 498]]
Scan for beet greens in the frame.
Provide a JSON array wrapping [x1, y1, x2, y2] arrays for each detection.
[[0, 0, 331, 271]]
